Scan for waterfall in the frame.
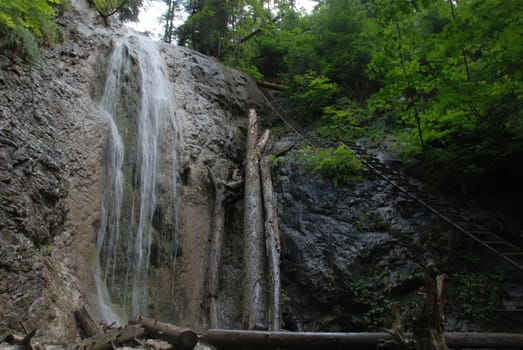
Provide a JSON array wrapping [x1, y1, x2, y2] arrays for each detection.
[[96, 32, 181, 323]]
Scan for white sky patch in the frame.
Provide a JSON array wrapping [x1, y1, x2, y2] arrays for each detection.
[[297, 0, 316, 13], [127, 1, 168, 40], [128, 0, 317, 42]]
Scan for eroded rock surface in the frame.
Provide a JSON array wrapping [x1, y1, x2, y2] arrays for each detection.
[[0, 3, 112, 339], [0, 0, 265, 340], [273, 142, 523, 333]]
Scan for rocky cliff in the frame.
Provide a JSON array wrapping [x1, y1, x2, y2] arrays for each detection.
[[0, 0, 264, 341], [272, 136, 523, 333]]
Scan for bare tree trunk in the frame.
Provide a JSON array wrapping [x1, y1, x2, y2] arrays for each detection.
[[206, 168, 226, 329], [260, 154, 281, 331], [242, 109, 268, 330]]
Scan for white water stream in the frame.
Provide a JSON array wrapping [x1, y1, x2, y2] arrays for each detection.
[[95, 32, 181, 323]]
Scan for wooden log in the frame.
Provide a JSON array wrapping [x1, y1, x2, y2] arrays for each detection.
[[272, 141, 295, 157], [256, 129, 272, 157], [260, 154, 281, 332], [75, 306, 103, 338], [133, 316, 198, 350], [257, 81, 287, 91], [206, 168, 226, 329], [2, 334, 26, 344], [69, 325, 145, 350], [201, 330, 523, 349], [242, 109, 268, 330]]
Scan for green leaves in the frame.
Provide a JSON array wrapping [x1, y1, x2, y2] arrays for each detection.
[[292, 145, 364, 187], [289, 71, 338, 121], [364, 0, 523, 191], [92, 0, 143, 22], [0, 0, 63, 61]]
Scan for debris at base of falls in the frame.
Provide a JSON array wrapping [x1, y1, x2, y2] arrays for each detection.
[[0, 308, 209, 350]]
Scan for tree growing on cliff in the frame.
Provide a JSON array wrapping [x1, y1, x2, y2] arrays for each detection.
[[91, 0, 143, 23], [0, 0, 64, 60]]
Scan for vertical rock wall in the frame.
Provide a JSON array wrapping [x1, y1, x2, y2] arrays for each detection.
[[0, 5, 111, 340], [0, 0, 266, 339], [160, 45, 265, 330]]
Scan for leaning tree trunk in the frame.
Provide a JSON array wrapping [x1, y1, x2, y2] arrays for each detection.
[[206, 168, 226, 329], [260, 152, 281, 331], [242, 109, 268, 330]]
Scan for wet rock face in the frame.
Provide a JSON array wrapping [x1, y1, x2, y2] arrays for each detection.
[[0, 69, 68, 249], [156, 44, 265, 330], [0, 15, 266, 336], [0, 4, 111, 339], [274, 157, 442, 331], [274, 147, 523, 333], [0, 56, 70, 333]]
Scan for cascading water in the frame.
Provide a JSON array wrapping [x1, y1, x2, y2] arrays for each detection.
[[95, 32, 182, 323]]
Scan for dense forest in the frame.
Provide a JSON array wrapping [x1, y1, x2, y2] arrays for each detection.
[[2, 0, 522, 196], [166, 0, 523, 199]]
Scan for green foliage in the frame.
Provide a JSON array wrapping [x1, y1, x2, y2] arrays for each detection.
[[316, 97, 371, 141], [350, 278, 371, 299], [365, 0, 523, 192], [289, 71, 339, 121], [293, 145, 363, 187], [455, 273, 500, 321], [226, 61, 263, 81], [173, 0, 523, 194], [267, 154, 284, 172], [92, 0, 143, 22], [366, 297, 397, 331], [0, 0, 63, 61]]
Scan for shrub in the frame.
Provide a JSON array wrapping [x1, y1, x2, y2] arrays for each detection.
[[293, 145, 364, 186], [455, 273, 500, 321]]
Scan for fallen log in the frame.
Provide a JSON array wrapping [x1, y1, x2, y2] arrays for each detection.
[[260, 154, 281, 332], [242, 109, 268, 330], [257, 81, 287, 91], [69, 325, 145, 350], [272, 141, 295, 157], [75, 306, 102, 338], [206, 168, 226, 329], [201, 330, 523, 349], [132, 316, 198, 350]]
